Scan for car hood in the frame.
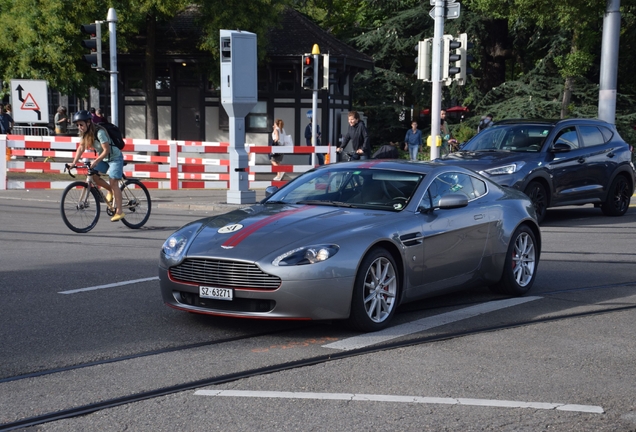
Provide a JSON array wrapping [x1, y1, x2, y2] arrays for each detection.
[[184, 203, 393, 261], [437, 150, 529, 171]]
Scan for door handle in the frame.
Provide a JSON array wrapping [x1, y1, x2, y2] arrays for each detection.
[[474, 214, 484, 220], [577, 157, 585, 164]]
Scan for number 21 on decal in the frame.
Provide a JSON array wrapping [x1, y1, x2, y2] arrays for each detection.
[[217, 223, 244, 234]]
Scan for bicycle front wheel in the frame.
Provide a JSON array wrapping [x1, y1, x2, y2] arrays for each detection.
[[60, 181, 101, 233], [119, 179, 151, 229]]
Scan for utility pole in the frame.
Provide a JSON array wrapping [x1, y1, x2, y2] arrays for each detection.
[[598, 0, 621, 123], [107, 8, 118, 126]]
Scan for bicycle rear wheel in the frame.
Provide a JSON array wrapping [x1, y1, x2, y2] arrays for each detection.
[[119, 179, 151, 229], [60, 181, 101, 233]]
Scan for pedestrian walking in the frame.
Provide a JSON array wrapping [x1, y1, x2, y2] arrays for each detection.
[[404, 121, 422, 161], [337, 111, 370, 160]]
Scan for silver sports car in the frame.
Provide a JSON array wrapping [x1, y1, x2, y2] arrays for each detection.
[[159, 160, 541, 332]]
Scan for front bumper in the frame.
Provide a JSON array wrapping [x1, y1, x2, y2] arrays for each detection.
[[159, 266, 356, 321]]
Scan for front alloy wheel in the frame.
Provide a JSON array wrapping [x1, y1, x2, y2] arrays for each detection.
[[348, 247, 399, 332], [601, 175, 631, 216], [524, 181, 548, 224]]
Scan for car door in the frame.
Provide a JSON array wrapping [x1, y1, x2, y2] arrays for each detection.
[[407, 172, 491, 299], [546, 126, 591, 204], [548, 125, 612, 204], [575, 125, 619, 200]]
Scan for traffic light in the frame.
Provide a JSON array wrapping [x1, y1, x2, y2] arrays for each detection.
[[442, 35, 461, 85], [457, 33, 474, 85], [442, 33, 473, 85], [416, 38, 432, 82], [81, 22, 102, 69], [302, 54, 315, 90], [321, 54, 339, 90]]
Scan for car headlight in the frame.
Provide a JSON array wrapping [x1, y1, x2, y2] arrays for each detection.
[[484, 162, 525, 176], [273, 244, 340, 266], [161, 223, 201, 266]]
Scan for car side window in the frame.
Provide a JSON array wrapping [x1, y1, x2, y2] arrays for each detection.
[[579, 126, 605, 148], [419, 172, 479, 211], [553, 127, 579, 150], [598, 126, 614, 143]]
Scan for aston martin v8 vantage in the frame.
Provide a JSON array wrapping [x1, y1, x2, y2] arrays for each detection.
[[159, 160, 541, 332]]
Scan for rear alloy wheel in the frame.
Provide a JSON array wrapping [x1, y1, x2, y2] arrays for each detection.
[[524, 181, 548, 224], [347, 247, 399, 332], [490, 225, 538, 296], [601, 175, 631, 216]]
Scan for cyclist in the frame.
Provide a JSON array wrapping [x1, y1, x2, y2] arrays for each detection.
[[68, 110, 125, 222]]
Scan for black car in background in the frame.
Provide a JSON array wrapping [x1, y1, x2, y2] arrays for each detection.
[[437, 119, 635, 223]]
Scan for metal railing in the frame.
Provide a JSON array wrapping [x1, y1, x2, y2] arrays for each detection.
[[11, 125, 53, 136]]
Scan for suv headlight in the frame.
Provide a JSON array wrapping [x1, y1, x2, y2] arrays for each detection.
[[484, 162, 525, 176]]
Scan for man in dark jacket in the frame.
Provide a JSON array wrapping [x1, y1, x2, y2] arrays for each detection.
[[0, 107, 14, 134], [337, 111, 370, 160]]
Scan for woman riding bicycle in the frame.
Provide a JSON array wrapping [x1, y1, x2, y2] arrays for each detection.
[[69, 110, 125, 222]]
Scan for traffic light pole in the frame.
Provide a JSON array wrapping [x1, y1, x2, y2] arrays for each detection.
[[107, 8, 119, 126], [311, 46, 320, 166], [430, 0, 445, 160]]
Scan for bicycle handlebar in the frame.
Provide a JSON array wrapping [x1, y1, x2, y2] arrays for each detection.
[[65, 162, 100, 178]]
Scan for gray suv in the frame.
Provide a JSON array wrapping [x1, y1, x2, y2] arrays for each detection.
[[437, 119, 635, 223]]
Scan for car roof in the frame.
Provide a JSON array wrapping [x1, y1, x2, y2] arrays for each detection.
[[323, 159, 480, 177], [492, 118, 614, 128]]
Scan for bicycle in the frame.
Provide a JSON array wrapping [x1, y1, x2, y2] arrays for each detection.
[[60, 160, 152, 233]]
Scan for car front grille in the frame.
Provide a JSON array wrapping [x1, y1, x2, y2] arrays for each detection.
[[169, 258, 281, 290]]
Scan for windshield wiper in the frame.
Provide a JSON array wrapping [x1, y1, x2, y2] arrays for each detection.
[[296, 199, 354, 208]]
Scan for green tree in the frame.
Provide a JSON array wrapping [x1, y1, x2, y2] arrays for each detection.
[[0, 0, 105, 98]]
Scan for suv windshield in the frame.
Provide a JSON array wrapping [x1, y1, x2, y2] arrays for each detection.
[[463, 124, 553, 152]]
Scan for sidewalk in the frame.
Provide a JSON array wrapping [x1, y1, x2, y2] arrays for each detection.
[[0, 188, 267, 213]]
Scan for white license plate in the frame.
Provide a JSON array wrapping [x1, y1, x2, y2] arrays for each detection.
[[199, 286, 233, 301]]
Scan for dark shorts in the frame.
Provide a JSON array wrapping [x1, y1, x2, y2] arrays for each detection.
[[269, 153, 284, 163]]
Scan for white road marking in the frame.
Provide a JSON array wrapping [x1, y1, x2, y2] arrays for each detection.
[[194, 390, 604, 414], [323, 296, 543, 351], [58, 277, 159, 294]]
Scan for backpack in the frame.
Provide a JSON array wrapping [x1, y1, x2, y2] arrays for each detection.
[[96, 122, 125, 150]]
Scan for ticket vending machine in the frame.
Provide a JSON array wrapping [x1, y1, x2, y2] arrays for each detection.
[[220, 29, 257, 204]]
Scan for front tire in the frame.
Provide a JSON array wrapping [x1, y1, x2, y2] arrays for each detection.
[[601, 175, 631, 216], [60, 182, 101, 233], [524, 181, 548, 224], [347, 247, 399, 332], [120, 179, 152, 229], [490, 225, 538, 296]]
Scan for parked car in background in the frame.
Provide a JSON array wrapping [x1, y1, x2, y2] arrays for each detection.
[[160, 160, 541, 332], [437, 119, 635, 223]]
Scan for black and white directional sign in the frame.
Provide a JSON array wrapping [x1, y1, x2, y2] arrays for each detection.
[[10, 80, 50, 124]]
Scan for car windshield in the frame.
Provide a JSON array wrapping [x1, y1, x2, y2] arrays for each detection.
[[265, 167, 424, 211], [463, 124, 553, 152]]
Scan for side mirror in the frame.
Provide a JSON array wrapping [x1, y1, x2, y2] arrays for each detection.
[[264, 185, 278, 200], [437, 193, 469, 210], [550, 142, 571, 153]]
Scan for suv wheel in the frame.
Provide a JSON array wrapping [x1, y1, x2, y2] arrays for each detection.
[[601, 175, 631, 216], [524, 181, 548, 224]]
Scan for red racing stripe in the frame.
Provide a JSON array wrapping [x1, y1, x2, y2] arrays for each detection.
[[222, 206, 314, 248]]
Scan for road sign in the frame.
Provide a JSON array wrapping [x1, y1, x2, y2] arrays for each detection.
[[430, 0, 456, 4], [10, 80, 49, 124], [429, 2, 461, 19]]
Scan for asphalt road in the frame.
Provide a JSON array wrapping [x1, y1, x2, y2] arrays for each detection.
[[1, 189, 636, 431]]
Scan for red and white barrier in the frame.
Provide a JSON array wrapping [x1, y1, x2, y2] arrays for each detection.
[[1, 134, 333, 190]]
